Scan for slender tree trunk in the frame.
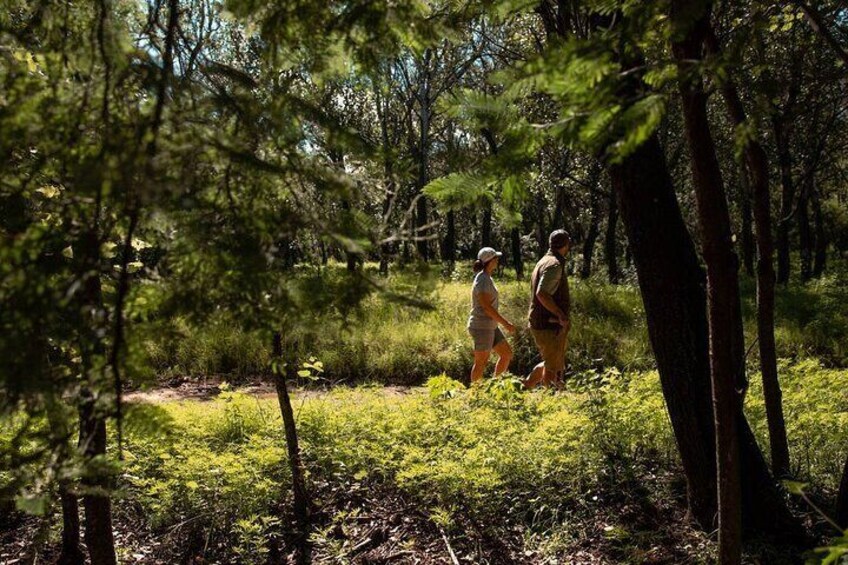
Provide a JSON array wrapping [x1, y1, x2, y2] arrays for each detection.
[[773, 117, 794, 285], [58, 485, 83, 565], [510, 227, 523, 279], [811, 182, 827, 277], [605, 191, 620, 284], [837, 453, 848, 528], [581, 187, 602, 279], [444, 210, 457, 269], [415, 49, 433, 261], [672, 8, 743, 560], [739, 169, 755, 277], [705, 25, 791, 479], [798, 181, 813, 281], [74, 231, 116, 565], [272, 332, 311, 562], [375, 83, 395, 276]]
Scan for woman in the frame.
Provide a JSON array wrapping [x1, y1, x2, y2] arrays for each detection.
[[467, 247, 516, 384]]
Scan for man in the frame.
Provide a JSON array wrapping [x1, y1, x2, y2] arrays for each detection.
[[525, 229, 571, 389]]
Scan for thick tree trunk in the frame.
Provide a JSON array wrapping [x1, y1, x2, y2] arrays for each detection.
[[837, 453, 848, 528], [481, 203, 493, 248], [773, 117, 794, 285], [272, 332, 311, 562], [705, 25, 791, 479], [605, 191, 620, 284], [672, 8, 743, 560]]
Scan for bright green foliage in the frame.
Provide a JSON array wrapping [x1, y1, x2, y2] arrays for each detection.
[[101, 359, 848, 561]]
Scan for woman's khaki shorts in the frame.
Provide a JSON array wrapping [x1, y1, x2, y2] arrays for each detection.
[[469, 327, 506, 352], [530, 328, 569, 374]]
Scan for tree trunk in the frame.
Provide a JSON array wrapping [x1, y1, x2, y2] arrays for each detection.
[[444, 210, 457, 269], [481, 203, 492, 248], [272, 332, 311, 562], [58, 485, 83, 565], [705, 24, 791, 479], [811, 182, 827, 277], [375, 83, 395, 276], [74, 231, 116, 565], [415, 50, 433, 261], [605, 191, 620, 284], [739, 168, 755, 277], [773, 117, 794, 285], [672, 7, 743, 560], [510, 227, 523, 279], [837, 453, 848, 528], [798, 181, 813, 281], [581, 186, 602, 279]]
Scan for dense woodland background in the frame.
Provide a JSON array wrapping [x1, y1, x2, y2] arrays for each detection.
[[1, 0, 847, 563]]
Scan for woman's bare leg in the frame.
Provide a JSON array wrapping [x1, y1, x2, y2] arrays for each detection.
[[492, 341, 513, 377], [471, 350, 491, 384]]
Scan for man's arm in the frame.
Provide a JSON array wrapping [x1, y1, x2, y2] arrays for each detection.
[[536, 290, 569, 328]]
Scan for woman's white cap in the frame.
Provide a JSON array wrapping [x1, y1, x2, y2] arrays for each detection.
[[477, 247, 503, 263]]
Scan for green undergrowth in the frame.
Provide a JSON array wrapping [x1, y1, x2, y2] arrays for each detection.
[[113, 359, 846, 562], [137, 265, 848, 386]]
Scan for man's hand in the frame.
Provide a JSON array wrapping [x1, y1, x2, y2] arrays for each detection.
[[503, 321, 517, 334], [558, 316, 570, 332]]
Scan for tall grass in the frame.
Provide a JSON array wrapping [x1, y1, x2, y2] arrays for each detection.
[[134, 263, 848, 385]]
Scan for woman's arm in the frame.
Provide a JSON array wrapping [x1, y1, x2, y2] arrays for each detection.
[[478, 292, 516, 332]]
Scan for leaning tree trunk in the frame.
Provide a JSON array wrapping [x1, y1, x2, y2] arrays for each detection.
[[672, 7, 743, 559], [705, 25, 791, 479], [271, 332, 311, 562], [605, 190, 620, 284], [837, 453, 848, 528]]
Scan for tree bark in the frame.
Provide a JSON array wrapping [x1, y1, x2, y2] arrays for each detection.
[[739, 168, 755, 277], [415, 49, 433, 261], [705, 24, 791, 479], [581, 178, 603, 279], [272, 332, 311, 563], [811, 182, 827, 277], [773, 117, 794, 285], [510, 227, 524, 279], [74, 231, 116, 565], [672, 8, 746, 560], [798, 180, 813, 281], [605, 190, 620, 284], [444, 210, 457, 268]]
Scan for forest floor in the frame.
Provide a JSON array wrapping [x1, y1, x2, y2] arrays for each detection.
[[4, 381, 717, 565]]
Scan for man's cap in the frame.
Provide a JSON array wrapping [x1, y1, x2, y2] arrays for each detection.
[[549, 229, 571, 249], [477, 247, 503, 263]]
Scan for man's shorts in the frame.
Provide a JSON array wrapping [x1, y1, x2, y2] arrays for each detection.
[[530, 328, 569, 374], [468, 327, 506, 352]]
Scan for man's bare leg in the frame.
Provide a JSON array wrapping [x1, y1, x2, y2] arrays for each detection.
[[524, 362, 545, 389]]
